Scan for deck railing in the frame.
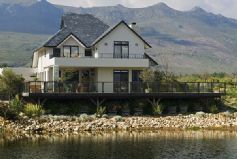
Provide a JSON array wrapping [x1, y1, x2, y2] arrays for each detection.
[[23, 81, 227, 94]]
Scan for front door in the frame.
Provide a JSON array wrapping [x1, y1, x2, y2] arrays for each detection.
[[113, 70, 129, 93]]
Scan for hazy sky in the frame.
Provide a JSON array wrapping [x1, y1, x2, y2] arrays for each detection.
[[47, 0, 237, 19]]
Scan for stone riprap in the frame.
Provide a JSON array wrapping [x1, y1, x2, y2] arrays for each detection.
[[1, 112, 237, 134]]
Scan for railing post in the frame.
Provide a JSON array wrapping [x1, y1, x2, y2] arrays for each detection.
[[198, 82, 200, 94], [185, 82, 187, 94], [102, 82, 104, 93], [211, 82, 213, 93], [44, 82, 46, 93]]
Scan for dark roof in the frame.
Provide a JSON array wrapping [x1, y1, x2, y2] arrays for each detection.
[[44, 13, 109, 47], [144, 53, 159, 66], [92, 21, 152, 48], [43, 13, 151, 48]]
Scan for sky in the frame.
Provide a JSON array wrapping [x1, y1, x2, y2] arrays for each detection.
[[47, 0, 237, 19]]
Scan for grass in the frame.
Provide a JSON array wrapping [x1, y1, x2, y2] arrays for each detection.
[[0, 32, 50, 66]]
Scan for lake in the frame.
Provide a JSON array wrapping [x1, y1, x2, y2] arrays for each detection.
[[0, 131, 237, 159]]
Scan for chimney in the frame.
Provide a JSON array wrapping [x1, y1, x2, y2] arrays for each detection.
[[129, 22, 141, 34], [129, 22, 137, 30]]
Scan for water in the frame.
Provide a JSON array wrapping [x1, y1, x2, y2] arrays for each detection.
[[1, 131, 237, 159]]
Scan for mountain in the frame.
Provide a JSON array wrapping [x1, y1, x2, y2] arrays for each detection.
[[0, 0, 37, 6], [1, 0, 237, 74], [0, 0, 63, 34]]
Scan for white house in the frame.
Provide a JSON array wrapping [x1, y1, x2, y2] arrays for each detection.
[[29, 13, 158, 94]]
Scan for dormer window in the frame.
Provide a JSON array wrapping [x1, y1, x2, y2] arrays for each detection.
[[63, 46, 79, 57]]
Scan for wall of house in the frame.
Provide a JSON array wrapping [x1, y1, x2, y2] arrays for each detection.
[[95, 23, 145, 57], [37, 48, 54, 81], [36, 36, 88, 82]]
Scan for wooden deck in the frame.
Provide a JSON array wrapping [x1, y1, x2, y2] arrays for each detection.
[[23, 92, 225, 100]]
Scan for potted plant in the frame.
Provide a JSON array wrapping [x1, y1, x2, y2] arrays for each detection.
[[139, 69, 155, 93]]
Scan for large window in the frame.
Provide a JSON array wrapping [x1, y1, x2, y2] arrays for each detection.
[[114, 41, 129, 58], [63, 46, 79, 57], [113, 70, 129, 93]]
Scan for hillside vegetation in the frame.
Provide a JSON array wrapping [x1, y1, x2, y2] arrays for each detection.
[[0, 32, 49, 66]]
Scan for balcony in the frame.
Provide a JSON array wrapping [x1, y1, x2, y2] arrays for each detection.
[[47, 53, 149, 68]]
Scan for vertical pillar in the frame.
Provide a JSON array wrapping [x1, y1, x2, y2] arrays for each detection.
[[128, 69, 132, 93], [53, 65, 59, 92]]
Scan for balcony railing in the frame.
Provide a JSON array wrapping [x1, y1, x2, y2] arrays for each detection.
[[24, 81, 226, 94], [50, 53, 146, 59]]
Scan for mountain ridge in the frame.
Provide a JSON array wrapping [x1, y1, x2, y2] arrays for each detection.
[[1, 0, 237, 73]]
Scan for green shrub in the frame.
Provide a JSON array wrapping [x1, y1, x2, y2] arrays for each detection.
[[209, 104, 219, 114], [9, 95, 24, 114], [24, 103, 44, 118], [153, 103, 165, 116], [0, 68, 24, 98], [96, 106, 106, 118], [0, 103, 12, 119]]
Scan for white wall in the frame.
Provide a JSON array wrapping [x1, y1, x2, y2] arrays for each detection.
[[96, 23, 145, 56]]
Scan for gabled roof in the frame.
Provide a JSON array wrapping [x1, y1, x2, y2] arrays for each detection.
[[42, 13, 151, 49], [92, 21, 152, 48], [44, 13, 109, 47]]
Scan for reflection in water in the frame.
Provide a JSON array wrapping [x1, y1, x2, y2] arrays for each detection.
[[0, 131, 237, 159]]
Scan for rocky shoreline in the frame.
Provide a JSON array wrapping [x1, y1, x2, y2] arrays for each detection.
[[1, 112, 237, 135]]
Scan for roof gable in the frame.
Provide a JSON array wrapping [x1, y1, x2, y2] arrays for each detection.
[[92, 21, 151, 48]]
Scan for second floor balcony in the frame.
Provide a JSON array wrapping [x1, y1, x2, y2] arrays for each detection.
[[48, 52, 150, 68]]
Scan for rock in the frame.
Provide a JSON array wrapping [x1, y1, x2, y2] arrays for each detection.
[[113, 116, 123, 122], [80, 114, 89, 121], [196, 112, 206, 117], [102, 114, 109, 119]]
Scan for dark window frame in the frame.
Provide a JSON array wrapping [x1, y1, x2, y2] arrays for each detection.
[[85, 49, 93, 57], [113, 41, 129, 58], [63, 45, 79, 58]]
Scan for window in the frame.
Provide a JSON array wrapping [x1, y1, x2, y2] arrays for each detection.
[[52, 48, 61, 58], [114, 41, 129, 58], [85, 49, 92, 57], [63, 46, 79, 57], [113, 70, 129, 93], [132, 70, 141, 82], [71, 46, 79, 57]]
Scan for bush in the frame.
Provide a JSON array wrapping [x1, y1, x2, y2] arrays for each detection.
[[0, 68, 24, 99], [96, 106, 106, 118], [153, 103, 165, 116], [0, 102, 13, 119], [24, 103, 44, 118], [9, 95, 24, 114], [209, 104, 219, 114]]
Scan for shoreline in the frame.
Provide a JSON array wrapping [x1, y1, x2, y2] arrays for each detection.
[[1, 112, 237, 135]]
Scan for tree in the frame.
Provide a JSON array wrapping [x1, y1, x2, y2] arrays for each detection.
[[139, 69, 155, 92], [0, 68, 24, 99]]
